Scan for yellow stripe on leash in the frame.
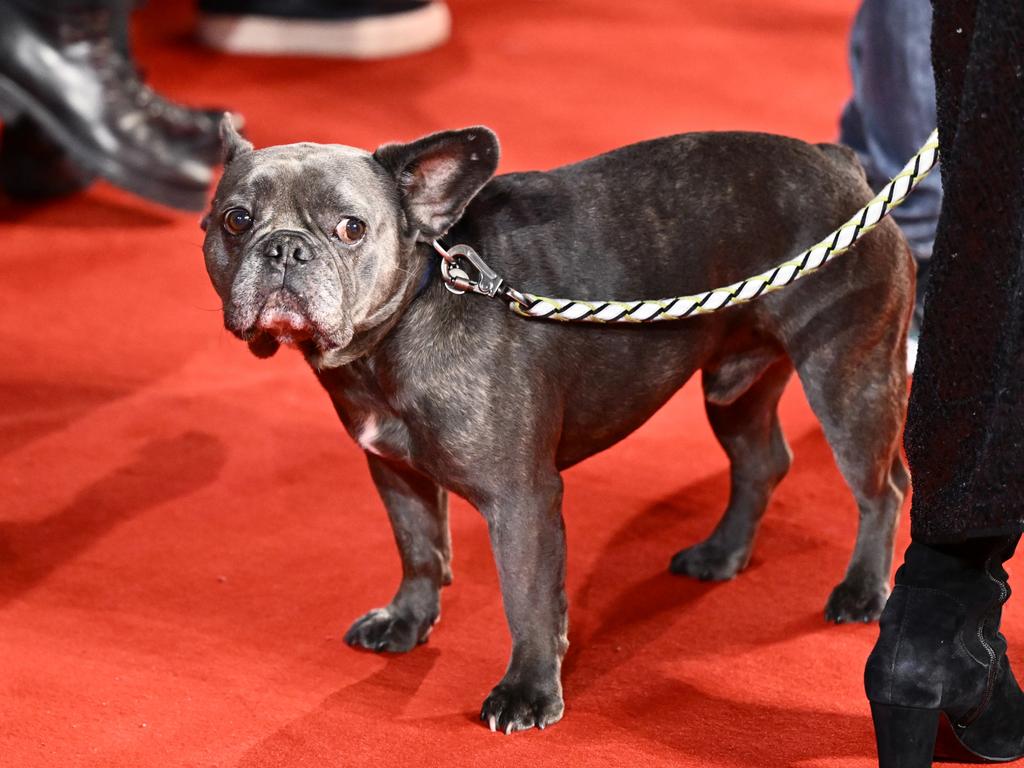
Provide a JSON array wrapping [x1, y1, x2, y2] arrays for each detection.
[[510, 130, 939, 323]]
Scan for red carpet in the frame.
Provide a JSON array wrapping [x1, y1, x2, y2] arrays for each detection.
[[1, 1, 1017, 766]]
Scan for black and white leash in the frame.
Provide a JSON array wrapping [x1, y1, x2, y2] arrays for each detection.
[[433, 129, 939, 323]]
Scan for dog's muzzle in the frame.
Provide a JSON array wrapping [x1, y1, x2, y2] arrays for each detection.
[[257, 289, 312, 343], [248, 230, 324, 343]]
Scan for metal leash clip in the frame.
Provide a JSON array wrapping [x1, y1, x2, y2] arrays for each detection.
[[433, 241, 506, 298]]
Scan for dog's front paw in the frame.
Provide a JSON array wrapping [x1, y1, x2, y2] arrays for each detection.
[[343, 606, 435, 652], [824, 580, 889, 623], [669, 540, 749, 581], [480, 681, 564, 734]]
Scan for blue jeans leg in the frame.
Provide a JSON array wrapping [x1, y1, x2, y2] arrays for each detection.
[[840, 0, 941, 262]]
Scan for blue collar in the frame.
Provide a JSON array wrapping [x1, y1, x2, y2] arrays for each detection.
[[413, 251, 438, 300]]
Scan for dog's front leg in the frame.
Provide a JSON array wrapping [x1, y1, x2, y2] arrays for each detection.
[[479, 474, 568, 734], [344, 453, 452, 652]]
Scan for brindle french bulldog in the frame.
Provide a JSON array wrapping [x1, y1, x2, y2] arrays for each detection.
[[202, 118, 912, 733]]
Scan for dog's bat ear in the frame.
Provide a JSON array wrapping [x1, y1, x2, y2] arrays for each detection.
[[373, 126, 500, 240], [220, 113, 253, 165]]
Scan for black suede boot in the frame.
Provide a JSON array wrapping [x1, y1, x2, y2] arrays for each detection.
[[865, 535, 1024, 766]]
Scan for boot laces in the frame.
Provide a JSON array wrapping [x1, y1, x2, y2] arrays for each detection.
[[57, 10, 209, 132]]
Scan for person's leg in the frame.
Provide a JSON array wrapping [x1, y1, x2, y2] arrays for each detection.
[[840, 0, 941, 262], [906, 0, 1024, 542], [864, 0, 1024, 763], [840, 0, 941, 369]]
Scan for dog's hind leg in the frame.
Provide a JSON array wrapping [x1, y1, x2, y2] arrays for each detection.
[[794, 334, 908, 623], [670, 356, 794, 581], [344, 454, 452, 652]]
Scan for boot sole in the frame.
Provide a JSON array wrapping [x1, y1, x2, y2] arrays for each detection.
[[872, 703, 1024, 765], [197, 1, 450, 59], [936, 711, 1024, 764], [0, 75, 210, 211]]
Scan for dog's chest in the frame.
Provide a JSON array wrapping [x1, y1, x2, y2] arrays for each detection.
[[341, 400, 411, 462], [320, 369, 414, 463], [353, 412, 388, 456]]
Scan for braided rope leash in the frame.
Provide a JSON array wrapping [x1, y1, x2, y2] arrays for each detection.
[[434, 130, 939, 323]]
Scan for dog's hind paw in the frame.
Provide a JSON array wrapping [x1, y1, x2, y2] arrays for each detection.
[[668, 540, 749, 581], [343, 606, 435, 653], [480, 682, 564, 734], [824, 580, 889, 623]]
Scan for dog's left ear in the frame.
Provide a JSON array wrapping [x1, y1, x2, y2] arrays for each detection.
[[374, 126, 499, 239], [220, 113, 253, 165]]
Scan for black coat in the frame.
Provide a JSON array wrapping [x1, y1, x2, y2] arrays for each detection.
[[907, 0, 1024, 542]]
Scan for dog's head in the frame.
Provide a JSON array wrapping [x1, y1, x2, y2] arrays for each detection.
[[203, 118, 499, 367]]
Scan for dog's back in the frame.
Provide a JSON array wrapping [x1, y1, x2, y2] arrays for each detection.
[[457, 132, 909, 308], [447, 130, 913, 460]]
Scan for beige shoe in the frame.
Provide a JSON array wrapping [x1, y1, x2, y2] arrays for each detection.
[[197, 1, 450, 59]]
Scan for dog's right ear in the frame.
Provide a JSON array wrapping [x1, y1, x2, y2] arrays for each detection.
[[220, 113, 253, 165], [373, 126, 500, 240]]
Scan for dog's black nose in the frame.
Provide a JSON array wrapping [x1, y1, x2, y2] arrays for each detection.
[[264, 231, 316, 264]]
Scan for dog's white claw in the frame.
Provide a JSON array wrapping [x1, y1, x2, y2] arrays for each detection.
[[488, 715, 496, 733], [505, 721, 513, 736]]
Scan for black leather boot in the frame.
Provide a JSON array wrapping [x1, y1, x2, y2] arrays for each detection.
[[122, 82, 239, 166], [117, 1, 241, 166], [0, 1, 242, 201], [0, 0, 212, 210], [865, 535, 1024, 766]]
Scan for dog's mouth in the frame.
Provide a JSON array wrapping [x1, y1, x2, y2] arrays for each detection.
[[232, 287, 356, 364], [237, 290, 321, 359], [256, 290, 314, 345]]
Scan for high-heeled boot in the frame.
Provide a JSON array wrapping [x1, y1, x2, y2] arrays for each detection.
[[865, 535, 1024, 766]]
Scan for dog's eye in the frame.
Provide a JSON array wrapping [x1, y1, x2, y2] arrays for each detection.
[[336, 217, 366, 244], [223, 208, 253, 235]]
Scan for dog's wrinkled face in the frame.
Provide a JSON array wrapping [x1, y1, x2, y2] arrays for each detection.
[[203, 119, 499, 368]]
